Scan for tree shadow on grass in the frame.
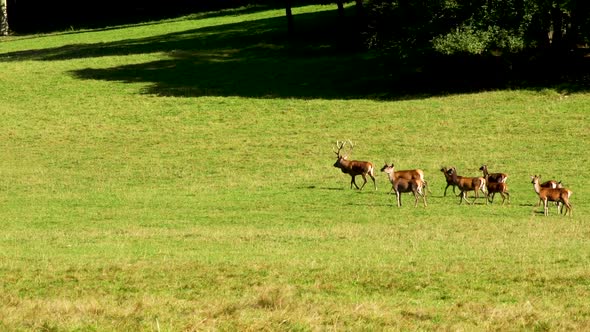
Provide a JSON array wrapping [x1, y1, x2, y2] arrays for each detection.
[[69, 13, 399, 99], [5, 9, 400, 99], [2, 7, 589, 100]]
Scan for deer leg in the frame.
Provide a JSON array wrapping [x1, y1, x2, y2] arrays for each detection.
[[565, 202, 572, 217], [350, 176, 359, 189], [359, 174, 368, 190], [459, 191, 471, 205], [505, 192, 510, 205], [416, 185, 427, 207], [543, 199, 549, 216], [368, 173, 377, 190], [487, 192, 493, 204], [396, 191, 402, 207], [559, 198, 566, 214], [560, 201, 568, 215], [469, 190, 476, 205], [443, 184, 449, 197]]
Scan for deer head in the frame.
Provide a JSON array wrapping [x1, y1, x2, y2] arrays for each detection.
[[333, 140, 353, 167], [380, 162, 395, 174]]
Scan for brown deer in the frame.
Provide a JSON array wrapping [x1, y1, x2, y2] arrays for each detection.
[[440, 167, 457, 196], [382, 162, 425, 195], [479, 165, 508, 183], [480, 166, 510, 204], [380, 163, 427, 207], [537, 179, 562, 207], [486, 181, 510, 205], [333, 140, 376, 190], [541, 179, 562, 189], [530, 175, 572, 216], [446, 167, 487, 205]]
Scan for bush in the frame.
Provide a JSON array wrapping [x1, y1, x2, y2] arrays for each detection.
[[432, 25, 525, 55]]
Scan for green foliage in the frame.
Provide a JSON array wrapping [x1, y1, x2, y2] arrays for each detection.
[[432, 25, 525, 55], [364, 0, 588, 55]]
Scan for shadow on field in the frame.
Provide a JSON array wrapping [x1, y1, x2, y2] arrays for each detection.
[[299, 186, 345, 191], [2, 7, 590, 100]]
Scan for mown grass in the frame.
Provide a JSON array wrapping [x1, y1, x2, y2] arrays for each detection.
[[1, 4, 590, 331]]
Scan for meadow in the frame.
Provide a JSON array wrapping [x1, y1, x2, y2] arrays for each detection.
[[1, 4, 590, 331]]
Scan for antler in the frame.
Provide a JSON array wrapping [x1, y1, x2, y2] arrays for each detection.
[[333, 140, 346, 156], [347, 140, 354, 154], [334, 140, 354, 158]]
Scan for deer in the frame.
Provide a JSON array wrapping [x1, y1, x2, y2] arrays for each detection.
[[440, 167, 457, 196], [333, 140, 376, 190], [445, 167, 487, 205], [381, 162, 426, 195], [535, 179, 563, 207], [380, 163, 427, 207], [479, 165, 508, 183], [479, 166, 509, 205], [541, 179, 562, 189], [530, 175, 572, 216], [485, 181, 510, 205]]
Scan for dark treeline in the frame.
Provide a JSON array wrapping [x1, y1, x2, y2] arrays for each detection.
[[359, 0, 590, 91], [365, 0, 590, 52]]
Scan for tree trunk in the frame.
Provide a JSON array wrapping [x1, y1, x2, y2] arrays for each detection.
[[336, 0, 344, 17], [550, 6, 563, 49], [355, 0, 364, 17], [0, 0, 8, 36], [566, 0, 581, 49], [285, 0, 293, 35]]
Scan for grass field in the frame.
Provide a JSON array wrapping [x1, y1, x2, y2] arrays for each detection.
[[1, 4, 590, 331]]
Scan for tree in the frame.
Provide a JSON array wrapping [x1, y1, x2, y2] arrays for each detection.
[[285, 0, 366, 33], [364, 0, 589, 55], [0, 0, 8, 36], [285, 0, 294, 34]]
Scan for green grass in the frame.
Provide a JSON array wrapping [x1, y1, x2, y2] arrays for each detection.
[[1, 4, 590, 331]]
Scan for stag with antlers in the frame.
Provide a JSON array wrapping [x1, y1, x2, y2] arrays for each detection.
[[333, 140, 376, 190]]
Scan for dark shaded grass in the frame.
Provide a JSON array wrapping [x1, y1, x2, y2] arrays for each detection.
[[3, 7, 589, 100]]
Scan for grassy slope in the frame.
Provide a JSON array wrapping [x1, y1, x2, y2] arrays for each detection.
[[1, 5, 590, 331]]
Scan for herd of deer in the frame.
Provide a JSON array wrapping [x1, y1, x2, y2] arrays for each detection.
[[332, 140, 573, 216]]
